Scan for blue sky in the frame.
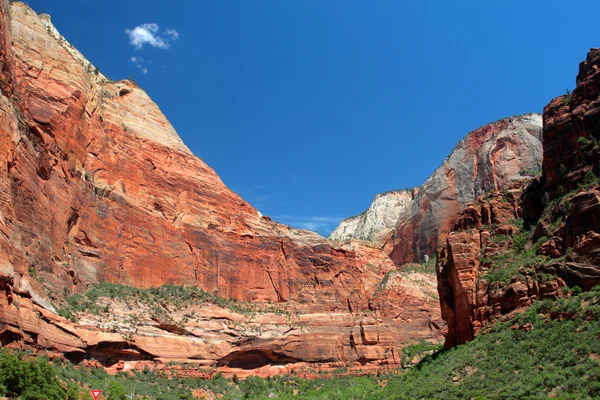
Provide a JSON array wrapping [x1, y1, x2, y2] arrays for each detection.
[[28, 0, 600, 235]]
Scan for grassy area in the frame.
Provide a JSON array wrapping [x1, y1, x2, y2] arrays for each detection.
[[400, 340, 442, 367], [379, 285, 600, 399], [480, 227, 547, 285], [4, 286, 599, 399], [58, 283, 289, 323], [400, 256, 437, 274]]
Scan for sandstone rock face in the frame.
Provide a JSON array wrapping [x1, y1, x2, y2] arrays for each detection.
[[439, 183, 600, 349], [0, 2, 443, 369], [437, 183, 567, 348], [330, 189, 417, 243], [331, 114, 543, 266], [0, 258, 443, 373]]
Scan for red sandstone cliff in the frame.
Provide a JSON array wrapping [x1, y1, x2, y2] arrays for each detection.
[[331, 114, 543, 267], [0, 2, 443, 370], [437, 48, 600, 348]]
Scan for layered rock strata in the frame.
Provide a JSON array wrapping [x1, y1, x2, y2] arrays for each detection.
[[0, 2, 443, 369]]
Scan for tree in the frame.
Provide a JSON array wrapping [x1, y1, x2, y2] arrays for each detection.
[[107, 381, 128, 400]]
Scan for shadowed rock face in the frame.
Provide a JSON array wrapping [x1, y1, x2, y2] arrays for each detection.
[[331, 114, 543, 266], [0, 2, 443, 370], [540, 49, 600, 196]]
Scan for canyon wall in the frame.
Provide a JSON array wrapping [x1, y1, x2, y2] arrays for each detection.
[[0, 2, 443, 370]]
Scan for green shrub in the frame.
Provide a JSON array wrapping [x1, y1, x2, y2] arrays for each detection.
[[58, 282, 288, 321], [0, 351, 66, 400], [559, 164, 569, 179], [582, 170, 598, 187], [401, 341, 442, 366], [107, 381, 127, 400], [562, 88, 572, 105], [379, 286, 600, 399]]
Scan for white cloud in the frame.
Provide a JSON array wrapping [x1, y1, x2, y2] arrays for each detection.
[[253, 194, 270, 202], [272, 215, 343, 235], [130, 56, 148, 74], [164, 28, 180, 40], [125, 23, 179, 50]]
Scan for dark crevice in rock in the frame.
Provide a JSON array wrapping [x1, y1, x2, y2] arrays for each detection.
[[66, 208, 79, 235], [82, 341, 155, 367], [217, 349, 300, 370]]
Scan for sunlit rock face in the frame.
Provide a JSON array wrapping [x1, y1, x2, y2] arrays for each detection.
[[0, 1, 444, 371], [331, 114, 543, 266], [330, 189, 417, 244]]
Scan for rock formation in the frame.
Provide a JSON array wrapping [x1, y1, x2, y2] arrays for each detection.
[[540, 49, 600, 197], [0, 1, 443, 371], [437, 48, 600, 348], [330, 114, 543, 266], [329, 189, 417, 246]]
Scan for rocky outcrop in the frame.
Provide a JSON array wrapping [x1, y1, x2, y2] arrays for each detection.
[[436, 183, 567, 348], [541, 49, 600, 197], [438, 48, 600, 348], [0, 2, 443, 370], [439, 183, 600, 349], [331, 114, 543, 266], [438, 183, 527, 347]]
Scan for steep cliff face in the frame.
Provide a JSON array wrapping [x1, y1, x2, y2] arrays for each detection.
[[331, 114, 543, 266], [330, 189, 417, 244], [541, 49, 600, 197], [0, 3, 443, 370], [437, 48, 600, 348]]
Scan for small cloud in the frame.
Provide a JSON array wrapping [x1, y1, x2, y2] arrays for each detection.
[[272, 215, 343, 236], [237, 185, 270, 208], [253, 194, 270, 202], [125, 23, 179, 50], [298, 221, 328, 232], [130, 56, 148, 74], [164, 28, 180, 40]]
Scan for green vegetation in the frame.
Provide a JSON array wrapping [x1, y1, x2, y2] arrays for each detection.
[[577, 135, 600, 150], [3, 287, 600, 399], [377, 257, 437, 292], [401, 256, 437, 274], [480, 227, 547, 285], [582, 170, 599, 187], [379, 285, 600, 399], [0, 351, 67, 399], [27, 265, 37, 279], [519, 166, 541, 177], [378, 270, 394, 289], [58, 283, 288, 323], [562, 88, 572, 105], [559, 163, 569, 180], [400, 341, 442, 367]]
